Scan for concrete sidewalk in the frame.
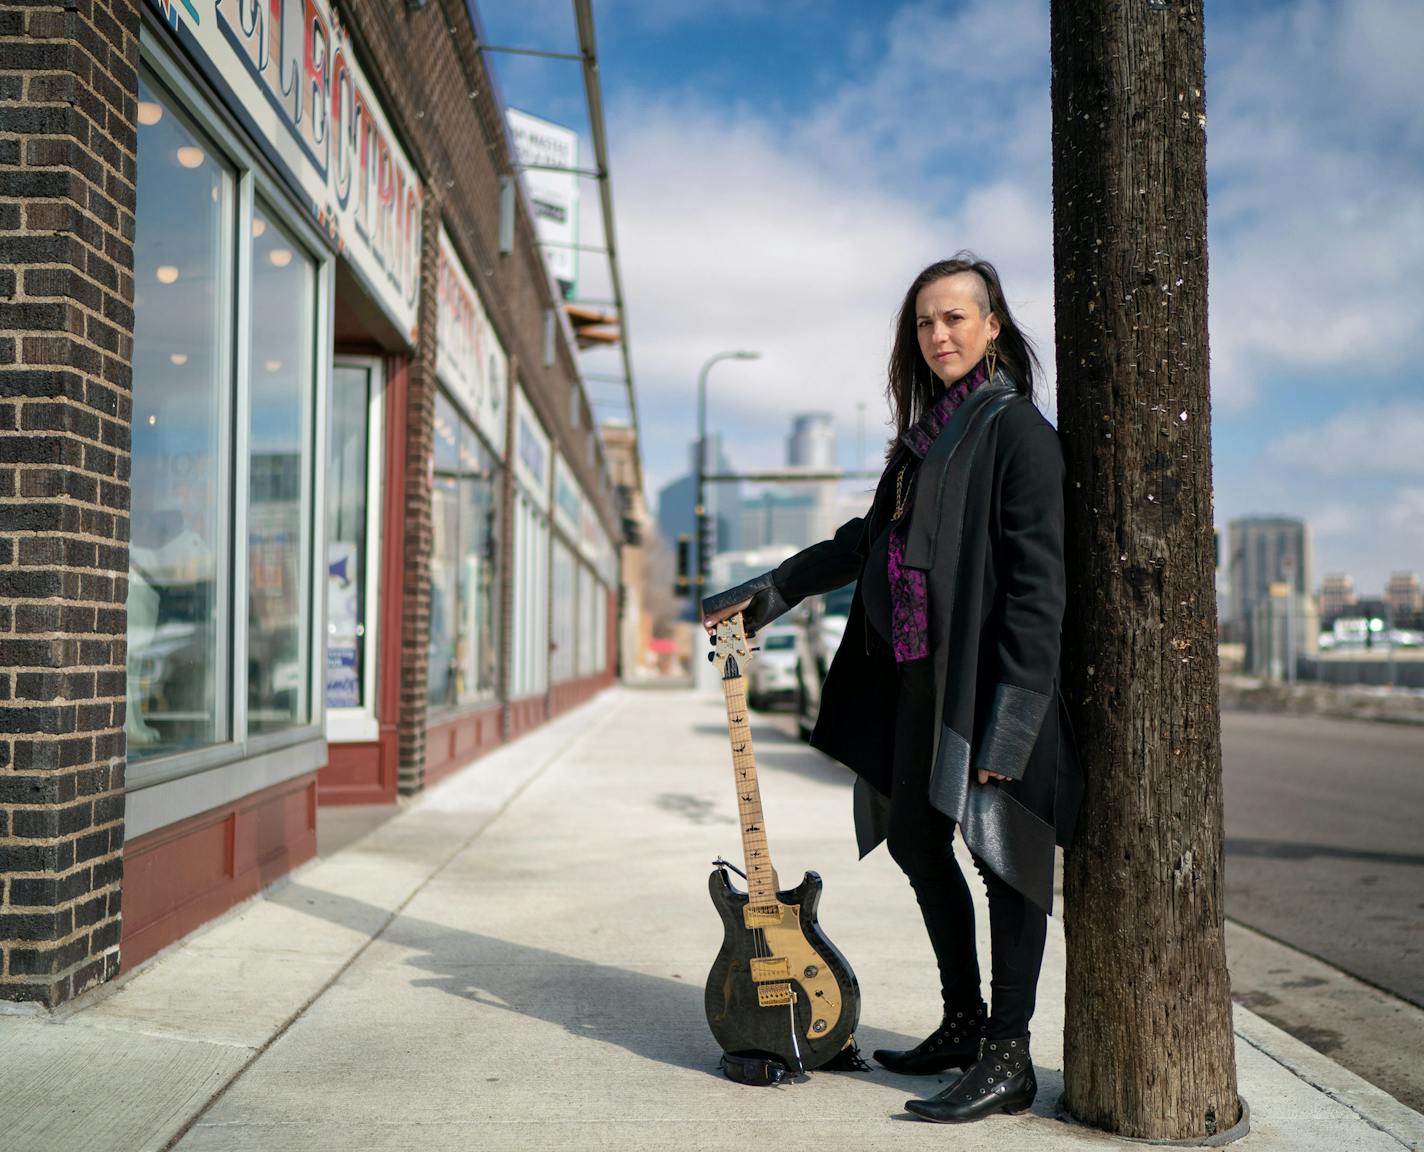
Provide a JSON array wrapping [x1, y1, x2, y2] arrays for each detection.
[[2, 686, 1421, 1151]]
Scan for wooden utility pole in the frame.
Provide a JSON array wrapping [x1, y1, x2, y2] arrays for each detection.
[[1051, 1, 1243, 1141]]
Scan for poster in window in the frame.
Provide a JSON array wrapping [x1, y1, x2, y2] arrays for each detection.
[[327, 540, 361, 708]]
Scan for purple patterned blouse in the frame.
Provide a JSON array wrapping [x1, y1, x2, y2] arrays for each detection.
[[886, 359, 989, 663]]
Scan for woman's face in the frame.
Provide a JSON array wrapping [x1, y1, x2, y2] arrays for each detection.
[[915, 273, 1001, 386]]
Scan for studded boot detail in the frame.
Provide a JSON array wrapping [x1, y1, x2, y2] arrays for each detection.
[[904, 1035, 1036, 1123], [872, 1000, 987, 1075]]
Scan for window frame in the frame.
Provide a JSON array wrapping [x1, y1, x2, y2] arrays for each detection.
[[324, 356, 385, 743], [128, 34, 332, 791]]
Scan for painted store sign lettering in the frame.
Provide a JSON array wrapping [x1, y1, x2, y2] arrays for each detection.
[[150, 0, 423, 339], [436, 228, 507, 456]]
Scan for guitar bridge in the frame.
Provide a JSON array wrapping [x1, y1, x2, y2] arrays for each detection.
[[756, 982, 794, 1008], [748, 956, 791, 983]]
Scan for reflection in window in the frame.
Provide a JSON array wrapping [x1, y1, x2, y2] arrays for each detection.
[[577, 563, 597, 676], [428, 392, 502, 710], [247, 206, 314, 733], [127, 76, 231, 760], [551, 539, 576, 683], [327, 365, 371, 709]]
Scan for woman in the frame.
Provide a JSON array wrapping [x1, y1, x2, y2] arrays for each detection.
[[702, 255, 1081, 1124]]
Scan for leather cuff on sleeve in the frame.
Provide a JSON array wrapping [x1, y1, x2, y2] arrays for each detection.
[[974, 682, 1051, 782], [701, 570, 794, 636]]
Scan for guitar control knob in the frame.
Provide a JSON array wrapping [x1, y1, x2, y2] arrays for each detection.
[[812, 1019, 828, 1033], [803, 964, 819, 979]]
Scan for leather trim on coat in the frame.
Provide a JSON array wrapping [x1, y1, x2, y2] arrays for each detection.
[[975, 682, 1052, 783], [700, 570, 794, 637]]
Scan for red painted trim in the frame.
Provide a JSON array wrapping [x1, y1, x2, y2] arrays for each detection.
[[549, 671, 613, 719], [424, 700, 503, 785], [120, 773, 318, 972], [319, 356, 408, 807], [506, 693, 547, 740]]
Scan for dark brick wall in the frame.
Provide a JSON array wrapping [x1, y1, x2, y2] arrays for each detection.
[[397, 197, 440, 796], [0, 0, 139, 1005]]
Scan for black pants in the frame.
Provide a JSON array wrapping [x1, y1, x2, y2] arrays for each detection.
[[884, 655, 1047, 1041]]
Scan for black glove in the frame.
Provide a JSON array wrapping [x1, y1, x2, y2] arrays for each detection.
[[701, 570, 794, 638]]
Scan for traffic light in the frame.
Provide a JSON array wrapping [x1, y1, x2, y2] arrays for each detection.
[[674, 533, 691, 598], [696, 508, 714, 588]]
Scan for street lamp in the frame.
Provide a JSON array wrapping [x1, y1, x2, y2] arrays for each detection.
[[695, 350, 761, 594]]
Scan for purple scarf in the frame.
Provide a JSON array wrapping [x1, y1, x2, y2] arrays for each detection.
[[886, 359, 989, 663]]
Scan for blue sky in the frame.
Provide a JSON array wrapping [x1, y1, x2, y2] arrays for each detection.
[[479, 0, 1424, 594]]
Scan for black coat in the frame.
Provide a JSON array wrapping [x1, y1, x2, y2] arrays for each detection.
[[765, 379, 1082, 914]]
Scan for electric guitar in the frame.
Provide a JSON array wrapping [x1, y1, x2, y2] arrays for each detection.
[[703, 613, 861, 1073]]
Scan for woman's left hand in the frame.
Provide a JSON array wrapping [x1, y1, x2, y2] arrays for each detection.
[[976, 768, 1011, 785]]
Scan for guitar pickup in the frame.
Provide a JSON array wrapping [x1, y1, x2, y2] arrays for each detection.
[[756, 982, 793, 1008], [743, 903, 782, 928], [749, 956, 792, 983]]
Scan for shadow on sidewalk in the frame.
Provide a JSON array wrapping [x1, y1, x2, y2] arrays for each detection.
[[273, 882, 980, 1085], [271, 881, 1069, 1121]]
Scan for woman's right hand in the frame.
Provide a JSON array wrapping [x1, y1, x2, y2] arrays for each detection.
[[703, 598, 753, 637]]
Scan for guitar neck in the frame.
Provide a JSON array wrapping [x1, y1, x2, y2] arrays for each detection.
[[720, 672, 778, 906]]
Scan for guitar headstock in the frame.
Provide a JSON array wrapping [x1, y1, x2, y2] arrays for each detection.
[[710, 614, 754, 680]]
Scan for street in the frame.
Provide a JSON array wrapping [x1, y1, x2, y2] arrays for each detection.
[[1221, 710, 1424, 1007]]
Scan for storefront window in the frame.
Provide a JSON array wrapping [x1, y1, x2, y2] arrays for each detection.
[[326, 364, 372, 710], [428, 392, 501, 711], [428, 395, 461, 709], [577, 564, 597, 676], [510, 494, 549, 698], [127, 76, 233, 760], [458, 428, 500, 701], [247, 205, 315, 734], [551, 539, 577, 683]]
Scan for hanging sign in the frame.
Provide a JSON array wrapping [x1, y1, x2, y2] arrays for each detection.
[[507, 108, 579, 297], [150, 0, 423, 341]]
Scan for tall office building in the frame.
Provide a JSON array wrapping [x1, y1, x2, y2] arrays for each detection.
[[1226, 517, 1311, 641], [1318, 573, 1358, 622], [655, 433, 742, 563], [1385, 571, 1423, 622], [787, 412, 835, 469]]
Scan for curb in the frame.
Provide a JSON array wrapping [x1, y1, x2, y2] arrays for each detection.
[[1232, 1005, 1424, 1150]]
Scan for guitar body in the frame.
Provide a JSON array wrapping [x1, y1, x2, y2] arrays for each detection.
[[704, 866, 861, 1071]]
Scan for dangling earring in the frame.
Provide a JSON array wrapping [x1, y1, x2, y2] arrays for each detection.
[[986, 337, 999, 385]]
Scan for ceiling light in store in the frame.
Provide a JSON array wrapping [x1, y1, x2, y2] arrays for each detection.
[[176, 146, 206, 169], [155, 265, 179, 284], [252, 218, 268, 238], [137, 102, 163, 126], [148, 415, 157, 425], [268, 248, 293, 268], [264, 359, 282, 373], [169, 353, 188, 366]]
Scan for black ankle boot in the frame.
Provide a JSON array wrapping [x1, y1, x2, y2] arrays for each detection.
[[872, 1001, 986, 1075], [904, 1035, 1036, 1123]]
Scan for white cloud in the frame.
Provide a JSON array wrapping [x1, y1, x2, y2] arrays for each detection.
[[1205, 0, 1424, 406], [1265, 403, 1424, 478]]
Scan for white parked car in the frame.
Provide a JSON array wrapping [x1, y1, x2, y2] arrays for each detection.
[[747, 625, 801, 710]]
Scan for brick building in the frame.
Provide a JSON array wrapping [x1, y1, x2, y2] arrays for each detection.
[[1, 0, 631, 1004]]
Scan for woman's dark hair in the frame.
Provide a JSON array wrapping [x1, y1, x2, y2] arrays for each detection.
[[885, 253, 1041, 456]]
